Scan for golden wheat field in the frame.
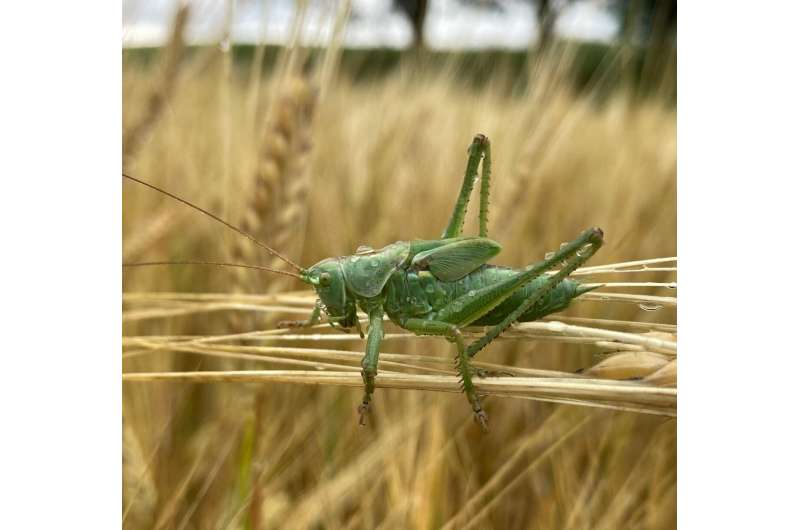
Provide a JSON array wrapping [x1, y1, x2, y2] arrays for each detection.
[[122, 32, 676, 530]]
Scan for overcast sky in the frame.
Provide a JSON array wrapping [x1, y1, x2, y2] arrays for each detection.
[[123, 0, 621, 49]]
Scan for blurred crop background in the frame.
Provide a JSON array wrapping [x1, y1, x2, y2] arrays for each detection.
[[122, 0, 676, 528]]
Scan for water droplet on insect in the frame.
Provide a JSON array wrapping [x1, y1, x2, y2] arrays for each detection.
[[545, 251, 555, 260], [468, 290, 476, 297], [639, 303, 664, 312], [369, 258, 379, 267], [410, 297, 417, 304], [356, 245, 374, 255], [405, 297, 411, 303]]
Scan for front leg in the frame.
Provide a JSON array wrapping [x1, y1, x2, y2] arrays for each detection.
[[358, 304, 384, 425], [277, 300, 322, 329]]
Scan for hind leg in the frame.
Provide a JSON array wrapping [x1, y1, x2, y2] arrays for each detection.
[[466, 228, 604, 358], [442, 134, 492, 238], [398, 228, 604, 429]]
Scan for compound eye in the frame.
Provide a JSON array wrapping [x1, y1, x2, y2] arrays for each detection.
[[319, 272, 331, 287]]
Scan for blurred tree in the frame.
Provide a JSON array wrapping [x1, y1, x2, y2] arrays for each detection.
[[640, 0, 676, 97], [536, 0, 556, 51], [615, 0, 676, 96], [394, 0, 429, 49], [616, 0, 676, 45], [459, 0, 504, 11], [531, 0, 573, 53]]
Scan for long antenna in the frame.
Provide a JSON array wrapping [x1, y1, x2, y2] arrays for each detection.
[[123, 173, 304, 272], [123, 260, 304, 280]]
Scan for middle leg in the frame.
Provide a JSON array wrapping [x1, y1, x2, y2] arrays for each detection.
[[400, 318, 489, 431]]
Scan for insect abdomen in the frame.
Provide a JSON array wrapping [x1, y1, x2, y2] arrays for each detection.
[[383, 265, 587, 325], [469, 271, 585, 325]]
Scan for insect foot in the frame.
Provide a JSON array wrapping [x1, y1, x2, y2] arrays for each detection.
[[357, 401, 371, 426], [589, 226, 604, 242], [473, 367, 515, 378], [276, 319, 304, 328], [473, 133, 489, 145], [358, 364, 378, 426], [474, 407, 489, 432]]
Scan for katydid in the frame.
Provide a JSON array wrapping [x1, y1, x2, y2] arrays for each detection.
[[123, 134, 604, 431]]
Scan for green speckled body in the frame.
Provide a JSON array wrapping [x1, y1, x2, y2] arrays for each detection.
[[381, 265, 583, 326], [307, 239, 590, 330]]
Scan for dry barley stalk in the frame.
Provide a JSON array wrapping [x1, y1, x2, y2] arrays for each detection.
[[122, 370, 676, 416], [123, 421, 157, 529], [224, 75, 316, 328], [123, 3, 189, 162], [442, 407, 593, 530], [317, 0, 352, 99], [119, 292, 676, 322], [582, 351, 675, 384], [122, 314, 675, 354], [128, 345, 674, 386], [227, 38, 318, 324], [225, 76, 316, 335], [219, 0, 236, 219], [222, 16, 321, 528], [226, 0, 349, 327], [643, 359, 676, 386], [246, 0, 271, 133], [122, 208, 184, 262]]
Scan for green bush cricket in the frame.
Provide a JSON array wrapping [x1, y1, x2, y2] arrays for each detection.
[[124, 134, 604, 431]]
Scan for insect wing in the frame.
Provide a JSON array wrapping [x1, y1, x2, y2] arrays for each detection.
[[412, 238, 502, 281]]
